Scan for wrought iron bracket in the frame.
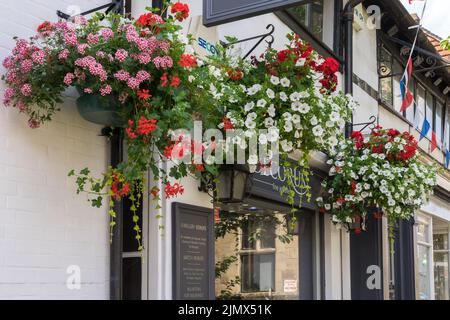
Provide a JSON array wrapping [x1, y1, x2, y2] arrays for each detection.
[[347, 116, 378, 132], [57, 0, 124, 20], [220, 24, 275, 59]]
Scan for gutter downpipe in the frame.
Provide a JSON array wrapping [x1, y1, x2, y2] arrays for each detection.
[[343, 0, 364, 138]]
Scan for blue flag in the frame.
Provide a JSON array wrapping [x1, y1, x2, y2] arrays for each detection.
[[419, 119, 430, 141]]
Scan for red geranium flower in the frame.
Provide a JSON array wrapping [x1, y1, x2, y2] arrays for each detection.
[[227, 68, 243, 81], [351, 131, 363, 140], [126, 120, 138, 140], [135, 13, 165, 29], [171, 2, 190, 22], [161, 72, 169, 87], [222, 117, 234, 130], [194, 164, 205, 172], [178, 54, 197, 68], [277, 49, 291, 62], [165, 182, 184, 198], [37, 21, 53, 34], [372, 145, 384, 154], [322, 57, 339, 74], [111, 173, 131, 200], [137, 116, 157, 136], [137, 89, 152, 100], [388, 129, 400, 137], [170, 75, 181, 88]]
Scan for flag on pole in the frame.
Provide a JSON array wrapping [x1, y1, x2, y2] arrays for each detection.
[[431, 131, 438, 152], [444, 115, 450, 168], [400, 57, 414, 112], [419, 118, 430, 141]]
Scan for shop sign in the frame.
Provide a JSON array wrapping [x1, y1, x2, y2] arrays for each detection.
[[203, 0, 309, 26]]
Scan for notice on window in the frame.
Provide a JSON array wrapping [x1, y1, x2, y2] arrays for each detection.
[[284, 279, 298, 293]]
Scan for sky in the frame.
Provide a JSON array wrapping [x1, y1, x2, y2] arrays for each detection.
[[399, 0, 450, 39]]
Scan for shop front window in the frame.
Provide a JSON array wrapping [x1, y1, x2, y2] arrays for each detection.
[[287, 0, 324, 41], [416, 214, 433, 300], [215, 204, 315, 300], [434, 231, 450, 300]]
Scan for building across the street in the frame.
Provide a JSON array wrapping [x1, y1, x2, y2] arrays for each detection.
[[0, 0, 449, 300]]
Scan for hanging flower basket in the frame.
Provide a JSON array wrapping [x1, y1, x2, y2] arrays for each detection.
[[76, 92, 126, 127], [317, 126, 439, 237]]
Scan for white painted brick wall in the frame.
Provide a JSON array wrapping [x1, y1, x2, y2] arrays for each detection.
[[0, 0, 111, 299]]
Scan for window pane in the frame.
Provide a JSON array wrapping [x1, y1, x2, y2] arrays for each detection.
[[242, 218, 257, 250], [436, 100, 443, 148], [287, 0, 324, 40], [415, 85, 426, 128], [445, 107, 450, 150], [426, 93, 434, 140], [260, 220, 276, 249], [434, 233, 449, 250], [434, 252, 449, 300], [417, 244, 431, 300], [241, 254, 275, 293], [417, 222, 430, 243], [122, 257, 142, 300], [392, 60, 403, 113]]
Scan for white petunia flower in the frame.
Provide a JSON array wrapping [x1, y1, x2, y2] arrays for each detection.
[[290, 92, 301, 102], [312, 125, 324, 137], [282, 112, 292, 122], [279, 92, 288, 102], [310, 116, 318, 126], [265, 117, 274, 127], [257, 99, 267, 108], [296, 58, 306, 67], [245, 119, 256, 129], [291, 101, 301, 112], [328, 136, 338, 147], [281, 140, 293, 152], [299, 103, 310, 114], [330, 111, 341, 122], [280, 77, 291, 87], [292, 114, 301, 124], [268, 104, 276, 117], [270, 75, 280, 85], [284, 121, 293, 133], [267, 127, 279, 142], [244, 102, 255, 112], [266, 88, 275, 99]]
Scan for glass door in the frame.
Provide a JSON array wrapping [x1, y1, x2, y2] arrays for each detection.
[[433, 229, 450, 300], [416, 214, 434, 300]]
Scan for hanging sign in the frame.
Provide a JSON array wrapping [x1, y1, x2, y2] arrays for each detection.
[[203, 0, 309, 26]]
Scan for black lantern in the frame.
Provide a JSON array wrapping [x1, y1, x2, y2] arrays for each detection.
[[215, 165, 250, 203]]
